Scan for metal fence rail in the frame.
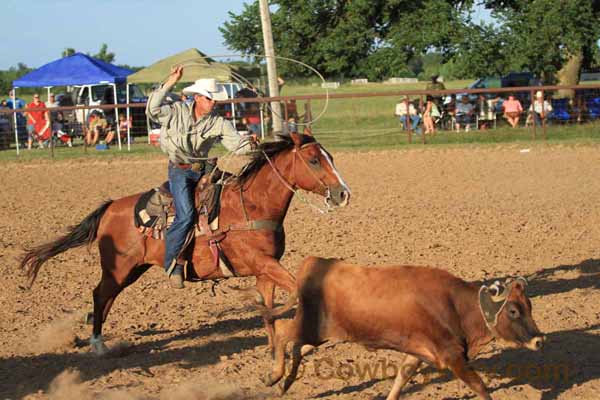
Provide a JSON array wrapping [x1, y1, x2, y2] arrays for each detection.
[[1, 84, 599, 154]]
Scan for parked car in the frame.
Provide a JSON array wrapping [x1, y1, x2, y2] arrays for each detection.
[[455, 72, 542, 109]]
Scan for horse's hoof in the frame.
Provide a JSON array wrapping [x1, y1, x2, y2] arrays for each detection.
[[91, 342, 109, 356], [89, 335, 108, 356]]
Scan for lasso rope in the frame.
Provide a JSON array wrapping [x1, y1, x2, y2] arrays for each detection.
[[155, 54, 332, 215], [157, 53, 330, 126]]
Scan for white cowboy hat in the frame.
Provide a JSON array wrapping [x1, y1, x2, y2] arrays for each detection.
[[535, 91, 544, 99], [182, 78, 228, 101]]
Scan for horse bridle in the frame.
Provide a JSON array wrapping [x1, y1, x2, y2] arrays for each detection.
[[261, 143, 333, 213]]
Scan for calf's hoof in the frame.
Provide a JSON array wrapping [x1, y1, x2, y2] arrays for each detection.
[[261, 372, 281, 387], [83, 312, 94, 325], [278, 381, 291, 396]]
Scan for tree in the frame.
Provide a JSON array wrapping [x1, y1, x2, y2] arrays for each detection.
[[62, 48, 76, 58], [61, 44, 117, 63], [481, 0, 600, 91], [221, 0, 600, 84], [220, 0, 472, 79], [94, 43, 115, 63]]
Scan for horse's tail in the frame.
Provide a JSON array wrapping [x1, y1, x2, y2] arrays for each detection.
[[240, 287, 298, 322], [20, 200, 113, 287]]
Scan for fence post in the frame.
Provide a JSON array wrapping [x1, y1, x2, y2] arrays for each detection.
[[530, 90, 536, 140], [283, 100, 289, 134], [541, 90, 547, 141], [83, 107, 88, 154], [420, 95, 426, 144], [304, 100, 312, 134], [48, 110, 54, 159], [405, 98, 412, 144]]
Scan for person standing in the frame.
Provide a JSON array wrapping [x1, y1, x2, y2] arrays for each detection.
[[426, 75, 446, 109], [422, 96, 441, 135], [7, 90, 27, 141], [46, 93, 59, 108], [146, 66, 255, 289]]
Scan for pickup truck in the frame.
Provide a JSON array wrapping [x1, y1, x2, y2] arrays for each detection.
[[72, 83, 148, 136]]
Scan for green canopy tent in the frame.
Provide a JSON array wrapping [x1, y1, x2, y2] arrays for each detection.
[[126, 48, 248, 141], [127, 48, 233, 84]]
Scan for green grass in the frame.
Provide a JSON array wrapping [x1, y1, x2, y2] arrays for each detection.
[[0, 139, 164, 162], [279, 80, 600, 150], [2, 80, 599, 161]]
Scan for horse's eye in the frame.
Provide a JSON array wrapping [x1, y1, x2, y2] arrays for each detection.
[[309, 158, 319, 165]]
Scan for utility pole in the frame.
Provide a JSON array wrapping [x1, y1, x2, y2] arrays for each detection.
[[258, 0, 283, 134]]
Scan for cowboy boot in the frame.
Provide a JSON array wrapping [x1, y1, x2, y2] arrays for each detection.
[[167, 264, 185, 289]]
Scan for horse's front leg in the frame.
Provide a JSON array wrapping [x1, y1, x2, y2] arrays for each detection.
[[255, 258, 296, 355], [256, 276, 277, 352]]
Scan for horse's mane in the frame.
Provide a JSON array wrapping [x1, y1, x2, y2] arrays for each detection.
[[235, 134, 316, 186]]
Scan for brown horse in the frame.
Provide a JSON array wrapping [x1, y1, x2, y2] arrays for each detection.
[[21, 133, 350, 355]]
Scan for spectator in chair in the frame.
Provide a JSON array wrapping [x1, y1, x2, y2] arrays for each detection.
[[24, 94, 50, 149], [455, 96, 475, 132], [53, 111, 72, 147], [529, 91, 553, 127], [395, 97, 422, 134], [502, 94, 523, 128], [87, 111, 111, 146]]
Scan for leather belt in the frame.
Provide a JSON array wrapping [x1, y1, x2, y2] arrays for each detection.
[[171, 161, 204, 172]]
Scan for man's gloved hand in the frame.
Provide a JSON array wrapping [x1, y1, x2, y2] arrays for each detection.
[[249, 133, 260, 149]]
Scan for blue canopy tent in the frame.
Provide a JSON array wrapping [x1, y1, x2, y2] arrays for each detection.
[[11, 53, 133, 153]]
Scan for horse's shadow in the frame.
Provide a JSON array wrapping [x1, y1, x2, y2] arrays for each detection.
[[479, 258, 600, 298], [0, 314, 267, 399], [312, 259, 600, 399]]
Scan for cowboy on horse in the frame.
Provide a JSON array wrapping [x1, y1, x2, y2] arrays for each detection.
[[146, 65, 256, 289], [21, 73, 350, 355]]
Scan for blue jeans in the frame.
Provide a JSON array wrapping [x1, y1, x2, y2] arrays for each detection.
[[164, 162, 203, 273], [400, 115, 422, 134], [532, 112, 551, 126]]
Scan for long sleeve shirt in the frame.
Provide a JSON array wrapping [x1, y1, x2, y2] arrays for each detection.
[[146, 83, 251, 163]]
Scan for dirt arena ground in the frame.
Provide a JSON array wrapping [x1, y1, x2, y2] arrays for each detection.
[[1, 143, 599, 400]]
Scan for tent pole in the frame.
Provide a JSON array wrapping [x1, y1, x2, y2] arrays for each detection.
[[126, 83, 131, 151], [113, 84, 121, 150], [259, 105, 265, 140], [12, 88, 19, 156], [230, 83, 237, 130], [147, 115, 151, 144]]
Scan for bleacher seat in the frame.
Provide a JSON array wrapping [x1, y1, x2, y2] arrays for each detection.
[[587, 97, 600, 120], [550, 98, 570, 123]]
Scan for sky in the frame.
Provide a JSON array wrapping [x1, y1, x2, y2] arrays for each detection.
[[0, 1, 496, 71], [0, 0, 250, 70]]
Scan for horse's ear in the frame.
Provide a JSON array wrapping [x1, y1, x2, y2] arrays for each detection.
[[290, 132, 303, 146], [303, 126, 313, 136]]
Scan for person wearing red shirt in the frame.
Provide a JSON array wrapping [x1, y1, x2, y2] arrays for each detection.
[[24, 94, 50, 149]]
